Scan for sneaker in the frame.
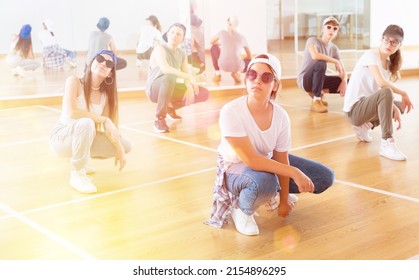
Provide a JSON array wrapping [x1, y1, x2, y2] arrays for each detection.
[[308, 92, 328, 106], [13, 66, 26, 77], [352, 122, 373, 142], [154, 118, 169, 133], [288, 194, 299, 203], [310, 100, 328, 113], [213, 74, 221, 83], [379, 138, 407, 161], [70, 169, 97, 194], [276, 193, 299, 203], [230, 207, 259, 236], [167, 107, 182, 120], [231, 72, 241, 85]]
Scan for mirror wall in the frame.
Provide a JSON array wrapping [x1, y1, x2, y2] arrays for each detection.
[[294, 0, 370, 52], [2, 0, 411, 103]]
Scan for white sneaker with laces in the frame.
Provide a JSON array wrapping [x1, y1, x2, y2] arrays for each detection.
[[70, 169, 97, 193], [352, 122, 373, 142], [230, 207, 259, 236], [379, 138, 407, 161]]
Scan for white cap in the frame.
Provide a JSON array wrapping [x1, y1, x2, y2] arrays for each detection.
[[227, 16, 239, 29], [247, 53, 282, 80], [322, 16, 340, 27]]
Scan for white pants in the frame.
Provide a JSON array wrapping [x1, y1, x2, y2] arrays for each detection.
[[49, 118, 131, 170], [6, 53, 41, 70]]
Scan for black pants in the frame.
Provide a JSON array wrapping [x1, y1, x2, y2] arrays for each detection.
[[302, 60, 342, 97]]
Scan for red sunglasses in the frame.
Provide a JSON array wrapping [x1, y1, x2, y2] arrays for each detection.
[[245, 69, 274, 83]]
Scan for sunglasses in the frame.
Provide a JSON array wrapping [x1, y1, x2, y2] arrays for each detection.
[[326, 25, 339, 31], [245, 69, 274, 84], [95, 54, 115, 68]]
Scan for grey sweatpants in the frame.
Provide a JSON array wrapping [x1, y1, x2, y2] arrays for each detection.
[[346, 87, 402, 139], [49, 118, 131, 170]]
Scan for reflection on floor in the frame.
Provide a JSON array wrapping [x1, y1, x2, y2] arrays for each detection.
[[1, 39, 418, 100]]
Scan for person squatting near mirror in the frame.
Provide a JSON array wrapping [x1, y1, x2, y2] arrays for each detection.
[[86, 17, 127, 71], [210, 16, 252, 85], [49, 50, 131, 194], [297, 16, 347, 113], [136, 15, 163, 67], [38, 19, 78, 69], [205, 53, 334, 236], [6, 24, 41, 77], [343, 24, 414, 161], [145, 23, 209, 133]]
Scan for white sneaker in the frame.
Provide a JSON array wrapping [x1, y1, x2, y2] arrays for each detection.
[[230, 207, 259, 236], [13, 66, 26, 77], [288, 194, 299, 203], [379, 138, 407, 161], [352, 122, 373, 142], [70, 169, 97, 193]]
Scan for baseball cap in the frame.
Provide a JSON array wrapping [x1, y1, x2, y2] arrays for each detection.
[[19, 24, 32, 39], [97, 17, 110, 32], [323, 16, 340, 27], [382, 24, 404, 42], [247, 53, 282, 80]]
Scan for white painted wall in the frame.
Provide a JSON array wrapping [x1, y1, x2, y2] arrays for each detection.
[[369, 0, 417, 47]]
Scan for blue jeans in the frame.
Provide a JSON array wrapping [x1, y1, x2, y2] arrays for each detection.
[[64, 49, 77, 59], [225, 154, 334, 215]]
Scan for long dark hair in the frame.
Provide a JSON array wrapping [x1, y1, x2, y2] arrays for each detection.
[[388, 50, 402, 82], [12, 37, 33, 59], [147, 15, 162, 32], [81, 55, 119, 126], [382, 25, 404, 82]]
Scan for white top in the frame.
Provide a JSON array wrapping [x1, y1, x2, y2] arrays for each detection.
[[343, 49, 390, 112], [218, 96, 291, 163], [60, 89, 106, 124], [136, 25, 162, 53]]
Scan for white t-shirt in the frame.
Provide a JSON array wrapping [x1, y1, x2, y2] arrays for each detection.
[[136, 25, 162, 53], [39, 30, 57, 47], [218, 96, 291, 164], [343, 49, 391, 112]]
